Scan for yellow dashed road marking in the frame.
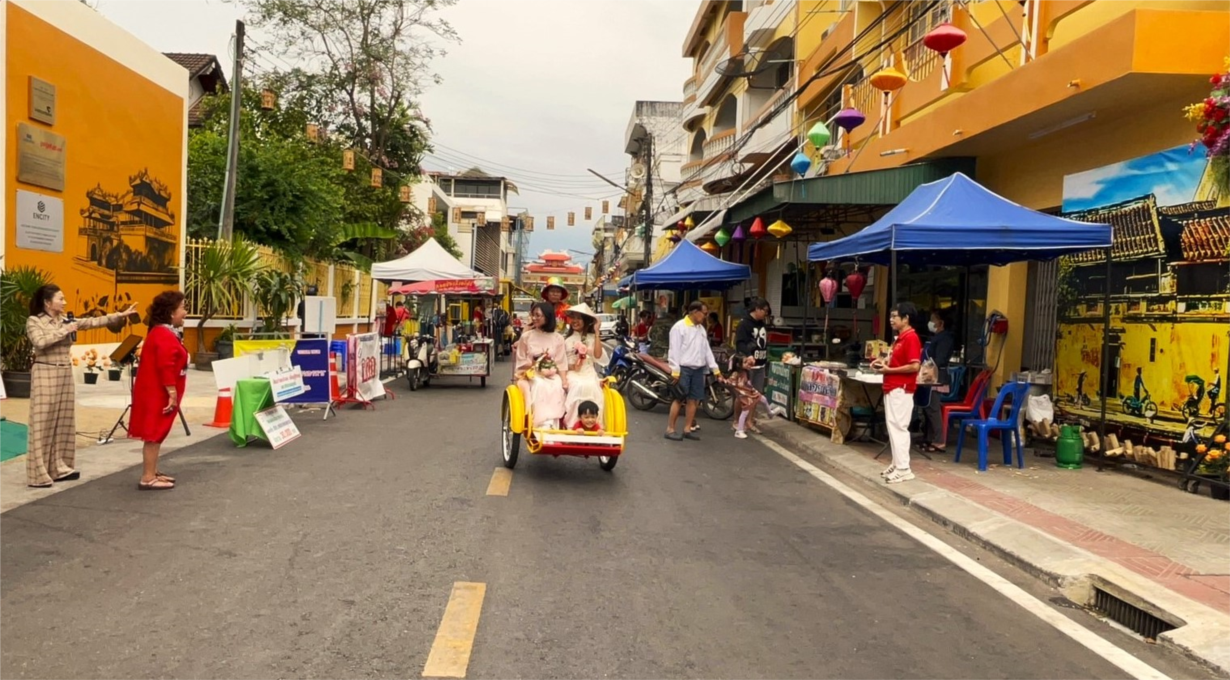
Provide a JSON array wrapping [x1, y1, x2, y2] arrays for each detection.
[[422, 581, 487, 678], [485, 468, 512, 496]]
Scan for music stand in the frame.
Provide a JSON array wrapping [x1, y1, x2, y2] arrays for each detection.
[[100, 334, 191, 444]]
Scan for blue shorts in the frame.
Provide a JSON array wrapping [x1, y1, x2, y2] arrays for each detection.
[[676, 365, 708, 402]]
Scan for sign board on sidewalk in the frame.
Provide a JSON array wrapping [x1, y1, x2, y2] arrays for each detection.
[[266, 365, 306, 402], [286, 339, 331, 405], [765, 361, 796, 422], [797, 366, 839, 429], [349, 332, 385, 402], [253, 405, 301, 449]]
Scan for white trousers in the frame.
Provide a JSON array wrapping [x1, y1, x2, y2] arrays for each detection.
[[883, 387, 914, 471]]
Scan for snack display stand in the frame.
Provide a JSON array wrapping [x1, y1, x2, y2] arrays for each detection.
[[389, 277, 497, 388]]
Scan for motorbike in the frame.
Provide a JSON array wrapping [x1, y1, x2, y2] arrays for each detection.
[[404, 333, 438, 391], [625, 352, 734, 420], [604, 336, 637, 393], [1121, 391, 1158, 421]]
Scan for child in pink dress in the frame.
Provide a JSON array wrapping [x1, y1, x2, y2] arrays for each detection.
[[528, 353, 567, 429], [727, 354, 770, 440]]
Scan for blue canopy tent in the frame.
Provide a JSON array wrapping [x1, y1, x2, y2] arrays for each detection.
[[624, 239, 751, 291], [806, 171, 1115, 442]]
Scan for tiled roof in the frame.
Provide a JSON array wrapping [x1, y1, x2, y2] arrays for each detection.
[[1178, 210, 1230, 262], [1065, 195, 1165, 264], [1160, 200, 1218, 215], [163, 53, 217, 78]]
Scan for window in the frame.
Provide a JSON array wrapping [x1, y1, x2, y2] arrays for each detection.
[[449, 181, 501, 198], [907, 0, 951, 45]]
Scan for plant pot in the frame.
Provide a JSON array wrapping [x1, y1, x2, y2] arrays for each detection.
[[84, 372, 99, 385], [194, 351, 219, 371], [1, 371, 31, 398], [216, 338, 234, 360], [107, 368, 122, 381]]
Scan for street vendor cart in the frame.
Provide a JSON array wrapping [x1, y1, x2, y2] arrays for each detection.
[[390, 278, 496, 389]]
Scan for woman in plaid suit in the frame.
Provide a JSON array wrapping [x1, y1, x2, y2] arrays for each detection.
[[25, 284, 136, 488]]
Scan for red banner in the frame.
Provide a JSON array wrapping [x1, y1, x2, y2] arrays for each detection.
[[390, 278, 496, 296]]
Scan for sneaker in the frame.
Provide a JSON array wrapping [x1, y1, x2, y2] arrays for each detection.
[[885, 468, 916, 484], [734, 430, 748, 439], [880, 464, 896, 478]]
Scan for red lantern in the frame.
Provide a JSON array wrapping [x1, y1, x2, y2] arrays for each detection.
[[845, 269, 867, 300], [749, 217, 767, 239], [819, 276, 838, 305], [923, 23, 967, 56]]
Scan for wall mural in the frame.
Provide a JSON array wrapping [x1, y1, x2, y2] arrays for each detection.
[[1057, 145, 1229, 452]]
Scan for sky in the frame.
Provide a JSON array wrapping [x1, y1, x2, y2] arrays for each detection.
[[93, 0, 698, 270], [1061, 144, 1209, 212]]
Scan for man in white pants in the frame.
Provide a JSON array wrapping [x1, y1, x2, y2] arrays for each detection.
[[873, 302, 922, 484]]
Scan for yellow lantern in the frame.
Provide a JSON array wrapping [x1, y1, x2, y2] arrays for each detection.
[[768, 219, 793, 238], [306, 123, 319, 142], [452, 207, 462, 222], [428, 196, 438, 214], [568, 212, 575, 226], [585, 206, 593, 220], [684, 215, 695, 229], [700, 242, 719, 254], [602, 200, 610, 214], [399, 185, 411, 202], [525, 216, 535, 232], [260, 89, 276, 109], [547, 216, 556, 230], [870, 67, 908, 92], [501, 216, 510, 232], [476, 211, 486, 225], [342, 149, 355, 170], [371, 168, 382, 188]]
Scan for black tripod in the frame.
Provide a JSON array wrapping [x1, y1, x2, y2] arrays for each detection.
[[100, 335, 190, 444]]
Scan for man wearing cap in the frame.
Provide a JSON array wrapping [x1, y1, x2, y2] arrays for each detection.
[[541, 277, 571, 329]]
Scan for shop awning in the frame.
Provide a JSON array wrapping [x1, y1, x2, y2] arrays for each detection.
[[688, 158, 975, 242], [611, 295, 637, 310], [371, 238, 482, 283], [807, 172, 1113, 266], [625, 239, 750, 291]]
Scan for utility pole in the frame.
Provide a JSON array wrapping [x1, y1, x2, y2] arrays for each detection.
[[217, 20, 244, 241], [642, 132, 653, 266]]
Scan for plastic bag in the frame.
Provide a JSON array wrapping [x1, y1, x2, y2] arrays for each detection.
[[916, 358, 938, 385], [1026, 393, 1054, 425]]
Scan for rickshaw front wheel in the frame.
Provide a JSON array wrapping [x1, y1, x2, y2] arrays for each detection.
[[502, 394, 520, 469]]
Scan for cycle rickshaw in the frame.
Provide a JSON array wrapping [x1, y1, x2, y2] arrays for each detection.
[[501, 379, 628, 471]]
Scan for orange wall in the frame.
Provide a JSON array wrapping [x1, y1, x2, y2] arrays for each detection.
[[6, 4, 185, 345]]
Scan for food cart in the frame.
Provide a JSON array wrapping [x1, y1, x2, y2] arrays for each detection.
[[390, 278, 496, 388]]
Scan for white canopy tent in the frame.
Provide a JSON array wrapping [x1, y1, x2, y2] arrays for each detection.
[[370, 238, 483, 283]]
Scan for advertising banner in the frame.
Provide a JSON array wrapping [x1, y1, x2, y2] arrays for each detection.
[[349, 332, 386, 401], [797, 366, 839, 429], [253, 405, 302, 449], [765, 361, 796, 422], [285, 339, 331, 404], [267, 365, 306, 402]]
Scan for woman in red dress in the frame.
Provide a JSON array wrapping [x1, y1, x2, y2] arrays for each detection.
[[129, 291, 189, 490]]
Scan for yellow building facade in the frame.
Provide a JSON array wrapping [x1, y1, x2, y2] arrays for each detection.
[[4, 0, 189, 347]]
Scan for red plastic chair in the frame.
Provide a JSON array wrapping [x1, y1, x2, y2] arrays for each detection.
[[939, 370, 992, 445]]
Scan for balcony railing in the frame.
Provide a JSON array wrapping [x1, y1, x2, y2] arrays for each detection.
[[681, 160, 705, 183], [702, 129, 736, 159], [697, 31, 729, 82], [903, 38, 941, 84], [683, 76, 698, 101]]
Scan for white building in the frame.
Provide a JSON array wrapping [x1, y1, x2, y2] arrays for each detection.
[[622, 101, 686, 270], [408, 170, 517, 279]]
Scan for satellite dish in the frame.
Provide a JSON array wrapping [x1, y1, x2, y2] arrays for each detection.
[[629, 163, 646, 180], [820, 145, 845, 162], [716, 53, 762, 78]]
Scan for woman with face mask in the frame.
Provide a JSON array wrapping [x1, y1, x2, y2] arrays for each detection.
[[920, 308, 957, 452]]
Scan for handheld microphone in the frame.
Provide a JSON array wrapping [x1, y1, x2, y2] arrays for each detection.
[[65, 312, 77, 342]]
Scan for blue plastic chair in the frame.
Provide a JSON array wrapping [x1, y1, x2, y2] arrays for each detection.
[[954, 381, 1031, 472], [939, 365, 967, 403]]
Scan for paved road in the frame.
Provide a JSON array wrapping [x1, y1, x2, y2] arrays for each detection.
[[0, 366, 1211, 679]]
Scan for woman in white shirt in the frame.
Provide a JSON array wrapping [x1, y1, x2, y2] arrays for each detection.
[[562, 303, 609, 426]]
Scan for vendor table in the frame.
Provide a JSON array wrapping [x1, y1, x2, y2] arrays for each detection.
[[796, 364, 889, 448], [229, 378, 275, 447]]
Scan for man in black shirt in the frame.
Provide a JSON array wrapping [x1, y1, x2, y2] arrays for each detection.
[[734, 297, 770, 433]]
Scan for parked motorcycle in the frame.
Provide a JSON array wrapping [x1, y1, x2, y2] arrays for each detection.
[[405, 334, 438, 391], [605, 337, 637, 392], [626, 352, 734, 420]]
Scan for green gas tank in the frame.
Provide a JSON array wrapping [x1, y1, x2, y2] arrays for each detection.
[[1055, 425, 1084, 469]]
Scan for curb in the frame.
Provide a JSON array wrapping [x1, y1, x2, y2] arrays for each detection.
[[758, 419, 1230, 676]]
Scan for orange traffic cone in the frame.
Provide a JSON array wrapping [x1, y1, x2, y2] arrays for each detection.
[[205, 386, 233, 428]]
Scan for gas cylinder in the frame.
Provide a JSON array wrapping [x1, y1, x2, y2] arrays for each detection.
[[1055, 425, 1084, 469]]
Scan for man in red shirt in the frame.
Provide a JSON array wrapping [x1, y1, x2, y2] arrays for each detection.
[[873, 302, 922, 484]]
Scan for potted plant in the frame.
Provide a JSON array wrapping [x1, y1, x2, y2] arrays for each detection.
[[185, 238, 260, 371], [81, 348, 102, 384], [252, 269, 304, 339], [214, 323, 237, 359], [0, 266, 52, 398], [107, 357, 122, 381], [1195, 435, 1230, 501]]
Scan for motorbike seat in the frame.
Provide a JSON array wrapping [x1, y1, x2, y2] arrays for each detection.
[[638, 353, 673, 374]]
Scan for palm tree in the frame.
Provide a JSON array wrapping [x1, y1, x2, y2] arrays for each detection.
[[185, 239, 261, 358]]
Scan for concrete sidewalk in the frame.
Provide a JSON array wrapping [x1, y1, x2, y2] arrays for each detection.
[[0, 369, 226, 513], [759, 418, 1230, 675]]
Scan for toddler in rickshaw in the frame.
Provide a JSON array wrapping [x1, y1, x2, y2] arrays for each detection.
[[572, 400, 605, 435], [527, 352, 567, 429]]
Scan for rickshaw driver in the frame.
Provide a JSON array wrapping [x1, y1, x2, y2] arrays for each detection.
[[541, 277, 571, 327]]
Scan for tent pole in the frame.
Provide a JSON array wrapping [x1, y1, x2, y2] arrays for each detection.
[[802, 241, 811, 360], [891, 250, 898, 337], [1099, 246, 1111, 451]]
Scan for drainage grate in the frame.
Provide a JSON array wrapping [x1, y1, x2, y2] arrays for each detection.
[[1091, 588, 1176, 640]]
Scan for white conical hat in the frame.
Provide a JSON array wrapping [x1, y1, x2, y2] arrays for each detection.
[[564, 302, 598, 320]]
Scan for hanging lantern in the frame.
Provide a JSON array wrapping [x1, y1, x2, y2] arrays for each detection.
[[602, 200, 610, 214], [476, 211, 486, 225], [870, 67, 908, 92], [428, 196, 438, 214], [501, 216, 510, 232], [701, 242, 719, 254], [790, 152, 812, 176], [684, 215, 695, 229], [260, 89, 276, 110], [767, 219, 792, 239], [732, 224, 746, 242], [845, 269, 867, 299], [833, 107, 866, 132], [819, 276, 839, 306], [399, 185, 411, 203], [343, 149, 355, 170], [669, 233, 682, 243], [585, 206, 592, 220], [370, 167, 382, 188], [923, 23, 967, 56], [807, 121, 832, 149], [547, 216, 555, 230], [749, 217, 767, 239], [306, 123, 319, 142], [525, 216, 534, 231], [714, 226, 732, 247], [452, 207, 462, 222]]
